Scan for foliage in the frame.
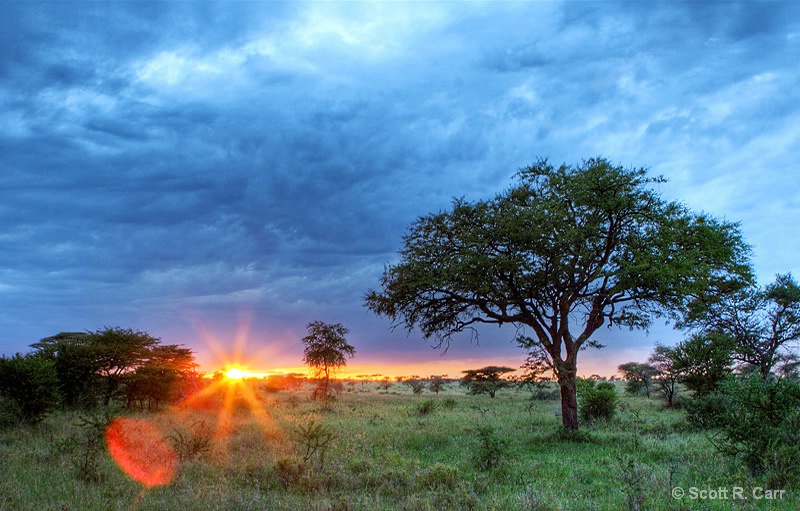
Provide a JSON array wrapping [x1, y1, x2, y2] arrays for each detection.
[[647, 344, 681, 407], [301, 321, 355, 401], [472, 424, 509, 471], [124, 344, 197, 409], [578, 382, 618, 423], [275, 456, 308, 490], [428, 376, 446, 394], [294, 418, 337, 471], [705, 375, 800, 486], [3, 386, 799, 510], [461, 366, 514, 398], [168, 420, 212, 461], [378, 377, 393, 392], [672, 332, 735, 396], [73, 410, 115, 483], [365, 157, 751, 430], [615, 454, 651, 511], [32, 332, 99, 407], [617, 362, 656, 397], [442, 396, 458, 409], [402, 377, 426, 395], [0, 352, 60, 423], [684, 273, 800, 378], [32, 327, 196, 408], [414, 398, 439, 416]]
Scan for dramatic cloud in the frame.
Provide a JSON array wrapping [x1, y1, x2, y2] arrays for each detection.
[[1, 2, 798, 375]]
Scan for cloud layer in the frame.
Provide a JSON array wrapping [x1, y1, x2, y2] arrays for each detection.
[[2, 2, 798, 374]]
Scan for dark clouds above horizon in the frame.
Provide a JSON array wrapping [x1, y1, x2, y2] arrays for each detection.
[[2, 1, 799, 372]]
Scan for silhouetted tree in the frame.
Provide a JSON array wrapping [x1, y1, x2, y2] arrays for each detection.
[[461, 366, 515, 398], [301, 321, 355, 401], [32, 327, 195, 408]]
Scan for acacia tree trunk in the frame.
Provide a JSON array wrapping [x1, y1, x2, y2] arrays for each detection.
[[558, 370, 579, 431]]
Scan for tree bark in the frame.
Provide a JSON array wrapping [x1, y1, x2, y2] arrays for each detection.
[[558, 369, 579, 431]]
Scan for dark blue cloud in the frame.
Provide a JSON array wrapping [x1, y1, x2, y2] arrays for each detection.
[[1, 1, 798, 375]]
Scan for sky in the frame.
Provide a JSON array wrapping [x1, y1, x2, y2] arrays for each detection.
[[1, 1, 799, 378]]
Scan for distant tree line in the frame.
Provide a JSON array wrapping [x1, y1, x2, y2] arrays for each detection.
[[0, 327, 197, 424]]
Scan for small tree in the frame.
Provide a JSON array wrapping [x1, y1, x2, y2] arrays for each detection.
[[402, 376, 426, 395], [673, 331, 735, 396], [301, 321, 355, 401], [0, 352, 61, 423], [378, 377, 393, 392], [617, 362, 657, 397], [461, 366, 514, 398], [648, 344, 681, 407], [686, 273, 800, 378], [428, 375, 446, 394]]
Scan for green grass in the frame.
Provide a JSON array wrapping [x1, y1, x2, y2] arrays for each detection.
[[0, 383, 796, 511]]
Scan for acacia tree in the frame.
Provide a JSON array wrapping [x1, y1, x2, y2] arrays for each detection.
[[648, 344, 681, 407], [673, 331, 736, 396], [461, 366, 515, 398], [301, 321, 356, 401], [686, 273, 800, 378], [365, 158, 750, 431], [617, 362, 657, 397], [32, 328, 195, 408]]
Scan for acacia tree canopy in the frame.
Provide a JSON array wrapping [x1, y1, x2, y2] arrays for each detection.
[[684, 273, 800, 378], [364, 157, 751, 431], [461, 366, 515, 398]]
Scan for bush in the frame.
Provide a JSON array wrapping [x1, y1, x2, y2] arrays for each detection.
[[0, 352, 61, 424], [294, 418, 336, 471], [706, 375, 800, 486], [472, 425, 509, 471], [579, 384, 618, 423], [442, 397, 458, 409], [415, 398, 439, 416], [169, 421, 212, 461]]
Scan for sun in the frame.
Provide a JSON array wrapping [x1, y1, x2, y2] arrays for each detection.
[[224, 367, 248, 381]]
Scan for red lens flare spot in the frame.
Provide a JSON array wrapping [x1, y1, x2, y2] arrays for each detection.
[[106, 418, 178, 487]]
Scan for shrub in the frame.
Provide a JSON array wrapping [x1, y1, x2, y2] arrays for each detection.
[[169, 421, 212, 461], [403, 378, 427, 395], [707, 375, 800, 486], [415, 398, 439, 416], [442, 397, 458, 409], [0, 352, 61, 424], [472, 425, 509, 471], [294, 418, 336, 471], [579, 384, 618, 423], [73, 410, 114, 483]]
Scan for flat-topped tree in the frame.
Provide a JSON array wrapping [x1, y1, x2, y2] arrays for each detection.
[[461, 366, 515, 398], [364, 157, 751, 431]]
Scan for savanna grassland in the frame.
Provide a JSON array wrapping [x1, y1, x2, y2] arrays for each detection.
[[0, 381, 796, 511]]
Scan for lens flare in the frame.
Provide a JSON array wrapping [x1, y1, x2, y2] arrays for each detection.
[[106, 418, 177, 487]]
